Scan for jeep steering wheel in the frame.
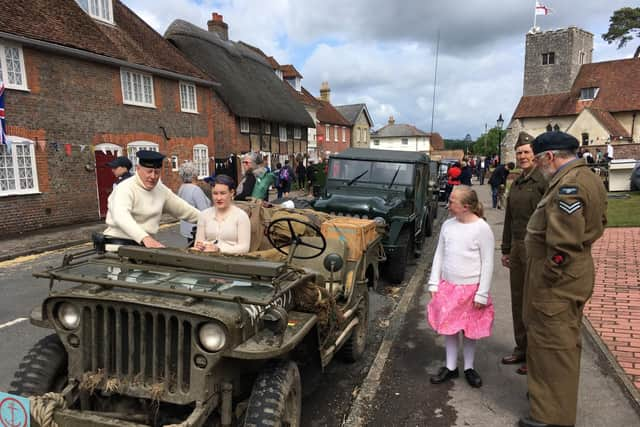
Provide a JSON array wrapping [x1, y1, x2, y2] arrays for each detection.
[[266, 217, 327, 259]]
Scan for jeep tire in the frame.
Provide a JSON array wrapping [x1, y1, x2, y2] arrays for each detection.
[[10, 334, 68, 396], [385, 228, 411, 283], [244, 360, 301, 427], [339, 286, 369, 362]]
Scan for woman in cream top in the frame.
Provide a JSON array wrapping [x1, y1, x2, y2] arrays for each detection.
[[193, 175, 251, 255]]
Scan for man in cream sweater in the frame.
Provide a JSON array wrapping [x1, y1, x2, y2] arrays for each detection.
[[104, 151, 200, 248]]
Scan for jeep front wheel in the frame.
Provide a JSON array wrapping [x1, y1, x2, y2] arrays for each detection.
[[339, 286, 369, 362], [10, 334, 68, 396], [244, 360, 301, 427], [385, 228, 411, 283]]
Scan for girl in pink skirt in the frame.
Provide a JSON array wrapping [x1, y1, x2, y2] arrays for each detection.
[[427, 185, 495, 388]]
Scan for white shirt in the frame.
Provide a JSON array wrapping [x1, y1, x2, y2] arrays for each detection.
[[427, 217, 495, 304], [194, 205, 251, 254]]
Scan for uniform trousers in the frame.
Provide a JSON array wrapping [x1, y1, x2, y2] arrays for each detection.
[[523, 246, 594, 426], [508, 239, 527, 357]]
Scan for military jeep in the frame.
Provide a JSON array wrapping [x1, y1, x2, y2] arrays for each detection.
[[10, 205, 382, 427], [312, 148, 436, 283]]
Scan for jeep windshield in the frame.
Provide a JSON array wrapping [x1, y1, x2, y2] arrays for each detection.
[[42, 259, 278, 303], [329, 159, 414, 186]]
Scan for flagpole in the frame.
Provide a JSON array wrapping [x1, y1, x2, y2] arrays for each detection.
[[533, 0, 537, 30]]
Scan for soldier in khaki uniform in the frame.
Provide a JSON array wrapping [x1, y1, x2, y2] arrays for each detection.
[[519, 132, 607, 427], [501, 139, 547, 374]]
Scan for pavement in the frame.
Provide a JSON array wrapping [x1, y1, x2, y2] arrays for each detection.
[[1, 182, 639, 426]]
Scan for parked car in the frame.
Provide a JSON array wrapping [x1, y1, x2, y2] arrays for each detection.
[[312, 148, 437, 283], [10, 203, 382, 427]]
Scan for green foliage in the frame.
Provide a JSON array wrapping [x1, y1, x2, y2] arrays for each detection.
[[470, 127, 503, 156], [602, 7, 640, 51]]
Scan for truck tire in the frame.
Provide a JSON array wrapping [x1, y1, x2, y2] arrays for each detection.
[[339, 287, 369, 362], [10, 334, 68, 396], [244, 360, 301, 427], [385, 228, 411, 283]]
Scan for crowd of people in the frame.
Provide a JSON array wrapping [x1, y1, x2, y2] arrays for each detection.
[[431, 131, 607, 427]]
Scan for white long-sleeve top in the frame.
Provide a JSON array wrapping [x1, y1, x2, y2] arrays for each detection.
[[427, 217, 495, 305], [104, 174, 200, 243], [194, 205, 251, 254]]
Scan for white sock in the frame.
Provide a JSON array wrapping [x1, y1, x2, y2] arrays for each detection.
[[463, 336, 476, 371], [445, 333, 458, 370]]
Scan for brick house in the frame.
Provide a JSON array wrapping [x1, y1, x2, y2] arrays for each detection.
[[165, 15, 314, 177], [314, 83, 351, 156], [334, 102, 374, 149], [0, 0, 217, 236], [505, 27, 640, 163]]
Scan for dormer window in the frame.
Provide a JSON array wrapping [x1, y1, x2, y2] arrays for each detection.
[[285, 77, 301, 92], [275, 69, 283, 80], [76, 0, 114, 24], [580, 87, 599, 100]]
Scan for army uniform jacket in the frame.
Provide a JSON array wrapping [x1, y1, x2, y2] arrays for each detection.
[[501, 168, 547, 255], [524, 158, 607, 316]]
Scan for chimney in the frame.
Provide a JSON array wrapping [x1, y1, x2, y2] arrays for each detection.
[[388, 116, 395, 125], [207, 13, 229, 41], [319, 81, 331, 102]]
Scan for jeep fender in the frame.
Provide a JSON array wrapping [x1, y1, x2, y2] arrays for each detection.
[[386, 214, 416, 248]]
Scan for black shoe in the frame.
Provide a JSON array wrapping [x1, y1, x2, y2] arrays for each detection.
[[430, 367, 459, 384], [464, 368, 482, 388], [518, 417, 574, 427]]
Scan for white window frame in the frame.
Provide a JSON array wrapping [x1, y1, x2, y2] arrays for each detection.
[[170, 155, 179, 171], [179, 82, 198, 113], [334, 125, 339, 142], [240, 119, 250, 133], [193, 144, 209, 178], [0, 43, 28, 91], [0, 136, 39, 196], [120, 69, 155, 108], [279, 125, 287, 142], [373, 139, 380, 146], [75, 0, 114, 24], [325, 125, 330, 142], [401, 138, 409, 145], [342, 127, 346, 142], [127, 141, 159, 166], [580, 87, 599, 100], [294, 127, 301, 140]]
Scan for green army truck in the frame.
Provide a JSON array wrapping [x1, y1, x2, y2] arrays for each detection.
[[312, 148, 437, 283]]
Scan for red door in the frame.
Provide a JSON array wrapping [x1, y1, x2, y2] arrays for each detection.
[[95, 151, 118, 217]]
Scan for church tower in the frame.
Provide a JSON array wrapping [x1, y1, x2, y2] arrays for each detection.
[[523, 26, 593, 96]]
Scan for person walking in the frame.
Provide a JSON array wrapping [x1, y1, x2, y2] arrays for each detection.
[[477, 157, 487, 185], [488, 162, 514, 209], [177, 162, 211, 246], [296, 161, 306, 193], [460, 161, 473, 186], [445, 161, 462, 205], [519, 132, 607, 427], [427, 185, 495, 388], [500, 140, 547, 375]]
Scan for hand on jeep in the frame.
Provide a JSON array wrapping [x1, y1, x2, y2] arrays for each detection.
[[142, 236, 165, 248]]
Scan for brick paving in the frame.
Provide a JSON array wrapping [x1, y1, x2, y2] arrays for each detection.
[[585, 227, 640, 390]]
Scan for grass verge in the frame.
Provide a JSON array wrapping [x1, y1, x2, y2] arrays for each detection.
[[606, 192, 640, 227]]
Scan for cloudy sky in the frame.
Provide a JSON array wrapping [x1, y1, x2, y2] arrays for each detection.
[[125, 0, 637, 139]]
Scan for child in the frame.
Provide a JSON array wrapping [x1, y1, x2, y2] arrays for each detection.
[[427, 185, 495, 388]]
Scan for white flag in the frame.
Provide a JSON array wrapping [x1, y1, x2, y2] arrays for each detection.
[[536, 1, 550, 16]]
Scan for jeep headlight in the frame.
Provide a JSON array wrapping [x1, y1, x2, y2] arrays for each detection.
[[374, 217, 386, 226], [57, 303, 80, 330], [198, 322, 226, 352]]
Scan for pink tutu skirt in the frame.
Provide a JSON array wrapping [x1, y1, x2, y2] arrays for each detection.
[[427, 279, 494, 339]]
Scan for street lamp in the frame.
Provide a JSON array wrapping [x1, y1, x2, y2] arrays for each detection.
[[496, 113, 504, 164]]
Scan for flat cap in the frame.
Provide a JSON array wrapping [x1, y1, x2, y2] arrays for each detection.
[[532, 131, 579, 155], [106, 156, 132, 169], [136, 150, 165, 168]]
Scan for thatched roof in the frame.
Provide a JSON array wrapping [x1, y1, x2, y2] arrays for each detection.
[[165, 20, 314, 127]]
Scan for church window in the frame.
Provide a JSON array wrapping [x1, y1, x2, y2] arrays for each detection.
[[553, 124, 560, 132], [542, 52, 555, 65], [546, 124, 553, 132]]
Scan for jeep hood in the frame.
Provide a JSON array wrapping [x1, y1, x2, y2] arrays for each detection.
[[313, 194, 403, 217]]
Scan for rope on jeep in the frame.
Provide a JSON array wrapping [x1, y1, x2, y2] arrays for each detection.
[[29, 392, 67, 427]]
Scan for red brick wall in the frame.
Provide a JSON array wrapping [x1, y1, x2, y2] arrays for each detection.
[[0, 47, 211, 236], [317, 122, 350, 155], [588, 143, 640, 160]]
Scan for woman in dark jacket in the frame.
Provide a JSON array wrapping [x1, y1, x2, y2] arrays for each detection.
[[460, 161, 473, 186]]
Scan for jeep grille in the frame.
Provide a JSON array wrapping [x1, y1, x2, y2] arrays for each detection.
[[79, 302, 193, 395]]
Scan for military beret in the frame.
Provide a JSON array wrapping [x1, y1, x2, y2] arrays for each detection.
[[531, 131, 579, 155], [106, 156, 132, 169], [136, 150, 165, 168]]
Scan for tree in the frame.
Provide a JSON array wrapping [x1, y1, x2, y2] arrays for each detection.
[[602, 7, 640, 58]]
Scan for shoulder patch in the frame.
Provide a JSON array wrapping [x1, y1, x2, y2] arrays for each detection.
[[559, 200, 582, 215], [559, 186, 578, 195]]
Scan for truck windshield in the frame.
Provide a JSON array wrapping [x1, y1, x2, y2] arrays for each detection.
[[329, 159, 414, 186]]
